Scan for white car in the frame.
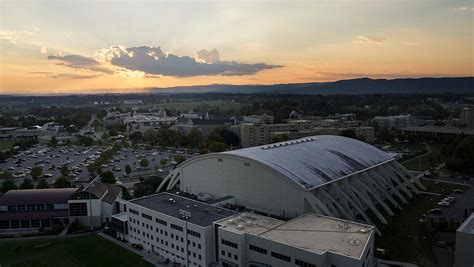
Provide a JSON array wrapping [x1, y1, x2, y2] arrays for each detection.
[[437, 202, 451, 207]]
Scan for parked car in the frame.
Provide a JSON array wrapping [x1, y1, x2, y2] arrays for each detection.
[[437, 202, 451, 207]]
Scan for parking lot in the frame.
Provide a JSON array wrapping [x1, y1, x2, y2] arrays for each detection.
[[0, 145, 197, 187], [0, 146, 102, 185], [423, 183, 474, 223]]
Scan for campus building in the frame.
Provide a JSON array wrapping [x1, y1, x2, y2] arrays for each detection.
[[112, 192, 375, 267], [460, 107, 474, 128], [0, 188, 76, 232], [0, 182, 121, 234], [454, 213, 474, 267]]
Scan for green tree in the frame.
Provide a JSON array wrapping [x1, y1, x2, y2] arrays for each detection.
[[20, 178, 34, 189], [130, 131, 143, 143], [209, 141, 226, 152], [1, 179, 17, 192], [48, 136, 58, 147], [140, 158, 149, 168], [31, 166, 43, 179], [0, 170, 13, 180], [101, 132, 110, 140], [160, 158, 168, 167], [36, 179, 50, 189], [124, 164, 132, 176], [60, 166, 70, 177], [340, 129, 357, 139], [54, 177, 71, 188], [144, 129, 159, 146], [187, 128, 204, 147], [78, 135, 94, 146], [173, 155, 186, 165], [100, 170, 116, 184]]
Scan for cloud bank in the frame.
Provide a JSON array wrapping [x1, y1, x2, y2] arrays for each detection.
[[353, 35, 386, 44], [47, 54, 114, 74], [99, 46, 280, 77]]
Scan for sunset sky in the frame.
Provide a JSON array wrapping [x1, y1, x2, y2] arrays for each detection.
[[0, 0, 473, 94]]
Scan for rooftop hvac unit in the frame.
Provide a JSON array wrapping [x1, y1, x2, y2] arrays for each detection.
[[236, 224, 245, 230]]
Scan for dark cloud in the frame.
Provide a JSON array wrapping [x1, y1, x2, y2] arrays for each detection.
[[107, 46, 280, 77], [47, 54, 113, 74]]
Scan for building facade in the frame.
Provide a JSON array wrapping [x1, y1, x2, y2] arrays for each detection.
[[454, 213, 474, 267]]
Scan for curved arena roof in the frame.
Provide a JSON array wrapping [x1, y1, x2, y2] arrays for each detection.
[[223, 135, 394, 190]]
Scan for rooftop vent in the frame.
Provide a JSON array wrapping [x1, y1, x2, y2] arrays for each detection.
[[236, 224, 245, 230]]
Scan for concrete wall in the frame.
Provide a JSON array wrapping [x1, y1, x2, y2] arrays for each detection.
[[179, 155, 305, 218]]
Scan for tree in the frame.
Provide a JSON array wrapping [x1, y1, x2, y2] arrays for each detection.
[[124, 164, 132, 176], [1, 179, 17, 192], [0, 170, 13, 180], [54, 177, 71, 188], [173, 155, 186, 165], [377, 128, 396, 143], [78, 135, 94, 146], [60, 166, 70, 177], [100, 170, 116, 184], [160, 158, 168, 167], [130, 131, 143, 143], [20, 178, 34, 189], [144, 129, 159, 146], [340, 129, 357, 139], [36, 179, 50, 189], [31, 166, 43, 179], [101, 132, 110, 140], [140, 158, 150, 168], [48, 136, 58, 147], [187, 128, 204, 147], [209, 141, 226, 152]]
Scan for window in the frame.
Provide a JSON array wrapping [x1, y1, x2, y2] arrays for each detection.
[[155, 218, 167, 226], [221, 239, 238, 249], [221, 250, 225, 256], [142, 213, 152, 220], [187, 229, 201, 238], [271, 251, 291, 262], [249, 245, 267, 254], [234, 255, 238, 260], [244, 162, 250, 166], [171, 224, 183, 232], [69, 203, 88, 216], [129, 209, 139, 215], [295, 259, 316, 267]]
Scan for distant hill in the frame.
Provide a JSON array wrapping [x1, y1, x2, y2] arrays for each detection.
[[149, 77, 473, 95]]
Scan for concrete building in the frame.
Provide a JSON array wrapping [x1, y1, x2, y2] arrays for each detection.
[[159, 135, 425, 230], [374, 114, 416, 130], [239, 121, 313, 148], [354, 126, 375, 143], [113, 192, 375, 267], [401, 126, 474, 137], [460, 107, 474, 128], [242, 114, 274, 124], [112, 192, 236, 266], [124, 113, 177, 135], [0, 126, 43, 141], [216, 213, 374, 267], [454, 213, 474, 267], [173, 118, 236, 136]]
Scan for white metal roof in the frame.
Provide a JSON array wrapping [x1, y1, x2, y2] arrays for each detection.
[[224, 135, 394, 190]]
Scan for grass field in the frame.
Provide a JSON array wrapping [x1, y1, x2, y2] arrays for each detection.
[[0, 140, 16, 151], [403, 143, 446, 171], [376, 180, 471, 266], [0, 235, 152, 267], [375, 194, 441, 266]]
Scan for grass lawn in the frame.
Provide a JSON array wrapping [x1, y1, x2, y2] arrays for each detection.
[[420, 179, 470, 195], [0, 140, 16, 151], [0, 235, 152, 267], [403, 143, 445, 171], [376, 194, 442, 266]]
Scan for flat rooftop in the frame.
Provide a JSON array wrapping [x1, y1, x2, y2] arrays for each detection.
[[458, 213, 474, 234], [216, 213, 374, 259], [130, 192, 236, 227]]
